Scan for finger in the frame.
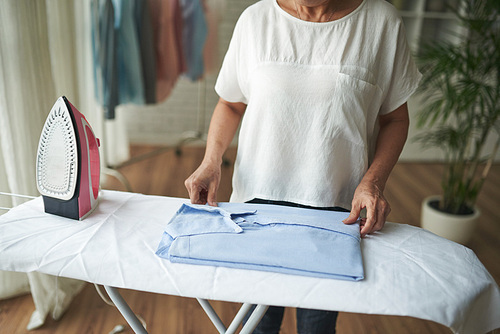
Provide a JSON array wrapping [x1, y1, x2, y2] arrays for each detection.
[[202, 184, 214, 204], [184, 178, 191, 194], [360, 205, 377, 237], [184, 178, 196, 202], [188, 182, 205, 205], [374, 204, 386, 232], [372, 200, 390, 232], [191, 187, 202, 204], [343, 205, 361, 224], [207, 182, 218, 207]]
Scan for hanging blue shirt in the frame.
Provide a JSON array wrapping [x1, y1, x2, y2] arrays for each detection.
[[179, 0, 208, 81], [156, 203, 364, 281], [92, 0, 146, 119]]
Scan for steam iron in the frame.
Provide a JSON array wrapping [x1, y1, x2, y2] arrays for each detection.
[[36, 96, 101, 220]]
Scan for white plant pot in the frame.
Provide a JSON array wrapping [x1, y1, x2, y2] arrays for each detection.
[[421, 195, 481, 245]]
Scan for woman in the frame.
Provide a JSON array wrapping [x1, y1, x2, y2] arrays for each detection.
[[185, 0, 421, 332]]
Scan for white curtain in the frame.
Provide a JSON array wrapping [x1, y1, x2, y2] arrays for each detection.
[[0, 0, 128, 329]]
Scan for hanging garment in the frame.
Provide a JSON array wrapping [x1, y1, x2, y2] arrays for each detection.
[[135, 0, 157, 104], [179, 0, 208, 81], [92, 0, 209, 108], [203, 0, 225, 74], [148, 0, 186, 103], [156, 203, 364, 281], [112, 0, 145, 106], [91, 0, 118, 119], [92, 0, 148, 119]]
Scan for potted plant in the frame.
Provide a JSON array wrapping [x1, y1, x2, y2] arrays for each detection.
[[415, 0, 500, 244]]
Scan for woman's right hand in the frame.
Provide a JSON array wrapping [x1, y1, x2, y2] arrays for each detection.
[[184, 160, 221, 206], [184, 97, 246, 207]]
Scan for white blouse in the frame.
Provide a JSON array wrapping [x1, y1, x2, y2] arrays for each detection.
[[215, 0, 422, 209]]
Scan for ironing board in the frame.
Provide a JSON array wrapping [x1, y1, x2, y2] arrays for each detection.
[[0, 190, 499, 334]]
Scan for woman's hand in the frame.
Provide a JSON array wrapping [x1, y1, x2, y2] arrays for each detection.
[[184, 98, 246, 207], [184, 161, 221, 206], [343, 103, 408, 237], [343, 179, 391, 238]]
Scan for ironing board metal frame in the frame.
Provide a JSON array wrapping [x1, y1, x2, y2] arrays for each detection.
[[104, 286, 148, 334], [104, 285, 269, 334]]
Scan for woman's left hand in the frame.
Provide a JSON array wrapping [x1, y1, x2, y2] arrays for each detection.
[[342, 104, 409, 237], [343, 180, 391, 237]]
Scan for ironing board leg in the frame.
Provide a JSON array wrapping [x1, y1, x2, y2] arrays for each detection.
[[197, 298, 227, 333], [239, 304, 269, 334], [225, 303, 254, 333], [104, 286, 148, 334], [197, 298, 269, 334]]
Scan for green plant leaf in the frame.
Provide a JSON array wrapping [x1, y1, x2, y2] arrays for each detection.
[[415, 0, 500, 211]]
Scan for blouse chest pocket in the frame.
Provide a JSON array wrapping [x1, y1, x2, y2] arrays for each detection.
[[333, 69, 381, 147]]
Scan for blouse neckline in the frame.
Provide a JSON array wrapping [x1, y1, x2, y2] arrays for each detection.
[[273, 0, 367, 26]]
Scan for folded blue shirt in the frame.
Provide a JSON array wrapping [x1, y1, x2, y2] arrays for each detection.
[[156, 203, 364, 281]]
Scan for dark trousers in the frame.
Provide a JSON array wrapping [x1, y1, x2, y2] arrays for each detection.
[[248, 306, 339, 334], [245, 198, 346, 334]]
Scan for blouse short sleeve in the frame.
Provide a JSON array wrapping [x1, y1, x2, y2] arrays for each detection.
[[379, 21, 422, 115], [214, 16, 248, 104]]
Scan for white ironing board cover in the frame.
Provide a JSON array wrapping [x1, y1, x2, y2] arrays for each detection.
[[0, 190, 498, 334]]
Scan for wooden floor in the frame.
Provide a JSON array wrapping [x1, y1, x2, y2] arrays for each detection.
[[1, 145, 499, 334]]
